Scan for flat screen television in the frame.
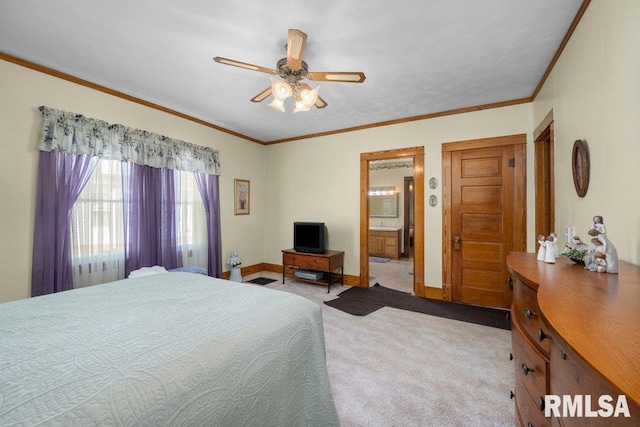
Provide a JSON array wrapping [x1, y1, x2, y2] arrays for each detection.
[[293, 222, 326, 254]]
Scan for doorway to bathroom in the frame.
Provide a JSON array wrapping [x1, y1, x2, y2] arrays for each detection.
[[359, 146, 425, 297]]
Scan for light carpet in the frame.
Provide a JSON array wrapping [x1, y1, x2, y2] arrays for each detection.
[[244, 271, 515, 426]]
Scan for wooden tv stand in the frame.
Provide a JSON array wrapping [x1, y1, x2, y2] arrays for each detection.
[[282, 249, 344, 293]]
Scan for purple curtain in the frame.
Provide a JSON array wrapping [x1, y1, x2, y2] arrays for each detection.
[[194, 172, 222, 278], [31, 151, 98, 296], [123, 163, 183, 276]]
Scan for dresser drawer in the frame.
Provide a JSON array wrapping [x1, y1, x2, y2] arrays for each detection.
[[283, 253, 330, 271], [549, 339, 640, 427], [513, 278, 550, 354], [516, 378, 550, 427], [512, 322, 549, 410]]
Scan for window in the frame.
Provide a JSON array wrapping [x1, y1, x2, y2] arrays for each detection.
[[178, 172, 208, 268], [71, 160, 207, 287], [71, 160, 124, 287]]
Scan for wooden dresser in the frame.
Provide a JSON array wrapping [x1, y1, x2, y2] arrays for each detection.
[[507, 252, 640, 426]]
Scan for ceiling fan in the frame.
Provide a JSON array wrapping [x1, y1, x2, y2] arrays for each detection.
[[214, 29, 366, 113]]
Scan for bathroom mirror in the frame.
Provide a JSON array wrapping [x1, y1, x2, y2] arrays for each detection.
[[369, 193, 399, 218]]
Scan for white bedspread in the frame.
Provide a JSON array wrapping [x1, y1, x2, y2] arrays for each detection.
[[0, 273, 339, 426]]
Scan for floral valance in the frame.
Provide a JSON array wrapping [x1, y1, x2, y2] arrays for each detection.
[[38, 106, 220, 175]]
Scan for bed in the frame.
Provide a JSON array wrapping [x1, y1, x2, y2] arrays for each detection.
[[0, 273, 339, 426]]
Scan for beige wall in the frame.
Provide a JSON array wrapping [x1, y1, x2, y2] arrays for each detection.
[[0, 59, 267, 303], [532, 0, 640, 265], [2, 0, 636, 303], [264, 104, 535, 288]]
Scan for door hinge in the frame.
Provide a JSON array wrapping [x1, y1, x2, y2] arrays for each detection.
[[508, 158, 515, 168]]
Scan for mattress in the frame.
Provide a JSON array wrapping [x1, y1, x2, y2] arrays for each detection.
[[0, 273, 339, 426]]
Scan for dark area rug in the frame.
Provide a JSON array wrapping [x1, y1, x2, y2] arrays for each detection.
[[325, 283, 510, 330], [246, 277, 277, 285], [324, 297, 384, 316]]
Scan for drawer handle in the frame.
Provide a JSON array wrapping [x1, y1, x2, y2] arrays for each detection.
[[539, 396, 545, 412], [538, 328, 550, 342], [527, 422, 534, 427], [521, 363, 534, 375], [510, 390, 515, 400], [509, 352, 513, 361], [524, 308, 537, 319]]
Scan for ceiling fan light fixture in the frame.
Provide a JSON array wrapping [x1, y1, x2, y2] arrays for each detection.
[[293, 101, 311, 113], [215, 30, 365, 113], [270, 77, 292, 100], [268, 98, 286, 113], [299, 86, 319, 108]]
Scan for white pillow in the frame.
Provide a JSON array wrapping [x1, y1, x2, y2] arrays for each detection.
[[128, 265, 168, 278]]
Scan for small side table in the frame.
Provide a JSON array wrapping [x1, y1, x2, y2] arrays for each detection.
[[282, 249, 344, 293]]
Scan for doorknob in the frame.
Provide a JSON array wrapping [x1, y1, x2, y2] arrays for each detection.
[[454, 236, 461, 250]]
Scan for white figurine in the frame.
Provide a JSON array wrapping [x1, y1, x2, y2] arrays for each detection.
[[572, 236, 588, 253], [584, 239, 598, 271], [226, 250, 243, 282], [543, 235, 556, 264], [585, 215, 618, 274], [596, 253, 607, 273], [549, 233, 559, 259], [596, 232, 618, 274], [537, 235, 547, 262], [592, 215, 606, 235]]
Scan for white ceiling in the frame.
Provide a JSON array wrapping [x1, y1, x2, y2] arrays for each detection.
[[0, 0, 585, 143]]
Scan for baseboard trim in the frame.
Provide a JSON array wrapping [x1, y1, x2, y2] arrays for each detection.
[[423, 286, 444, 300], [225, 262, 432, 294], [222, 263, 269, 280]]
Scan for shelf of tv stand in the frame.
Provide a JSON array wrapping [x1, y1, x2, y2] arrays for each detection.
[[282, 249, 344, 293]]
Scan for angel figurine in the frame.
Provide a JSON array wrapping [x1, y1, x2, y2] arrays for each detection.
[[226, 250, 243, 282], [543, 234, 557, 264], [537, 235, 547, 261], [592, 215, 606, 235], [585, 216, 618, 274]]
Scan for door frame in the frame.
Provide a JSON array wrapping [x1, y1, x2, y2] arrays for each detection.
[[402, 176, 413, 257], [441, 134, 527, 302], [534, 109, 555, 239], [360, 146, 425, 297]]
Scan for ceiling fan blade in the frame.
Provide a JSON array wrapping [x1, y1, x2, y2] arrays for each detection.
[[250, 86, 272, 103], [286, 29, 307, 69], [213, 57, 276, 74], [307, 71, 366, 83], [314, 95, 328, 109]]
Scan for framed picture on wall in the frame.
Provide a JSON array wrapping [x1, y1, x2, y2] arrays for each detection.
[[234, 179, 250, 215]]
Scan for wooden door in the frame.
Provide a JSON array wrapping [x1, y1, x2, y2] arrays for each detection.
[[443, 135, 526, 309]]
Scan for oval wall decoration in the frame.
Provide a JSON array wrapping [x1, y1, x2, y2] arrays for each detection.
[[571, 139, 589, 197]]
